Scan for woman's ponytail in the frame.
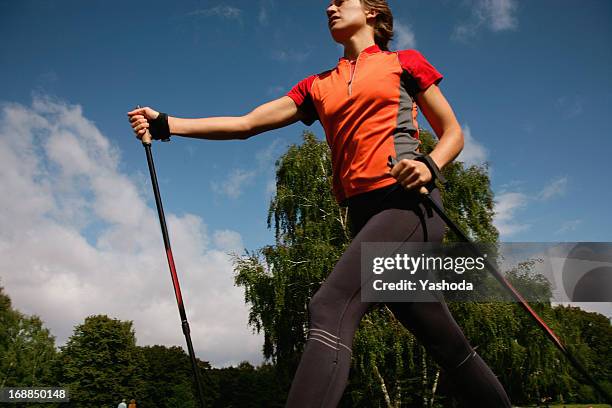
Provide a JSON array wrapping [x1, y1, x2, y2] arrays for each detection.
[[361, 0, 394, 51]]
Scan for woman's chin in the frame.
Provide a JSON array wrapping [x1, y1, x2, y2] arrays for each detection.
[[329, 30, 350, 45]]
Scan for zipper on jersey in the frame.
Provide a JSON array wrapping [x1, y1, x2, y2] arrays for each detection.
[[347, 58, 359, 96]]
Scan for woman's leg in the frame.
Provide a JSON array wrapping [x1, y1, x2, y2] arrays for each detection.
[[285, 192, 437, 407], [385, 191, 511, 407], [386, 300, 511, 407]]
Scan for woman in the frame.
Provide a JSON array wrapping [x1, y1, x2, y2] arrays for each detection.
[[128, 1, 511, 406]]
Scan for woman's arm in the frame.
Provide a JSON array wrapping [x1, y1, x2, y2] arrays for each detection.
[[415, 84, 464, 170], [128, 96, 304, 142], [389, 84, 464, 191], [170, 96, 304, 140]]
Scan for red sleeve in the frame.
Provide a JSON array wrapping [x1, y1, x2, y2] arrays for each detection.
[[287, 75, 318, 126], [397, 50, 443, 93]]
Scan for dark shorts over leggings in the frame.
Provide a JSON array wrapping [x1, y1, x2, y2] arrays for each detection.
[[285, 184, 511, 407]]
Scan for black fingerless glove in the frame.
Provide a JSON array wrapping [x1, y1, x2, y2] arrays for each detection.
[[149, 112, 171, 142]]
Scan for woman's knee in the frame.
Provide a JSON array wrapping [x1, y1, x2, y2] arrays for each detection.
[[389, 301, 473, 370], [307, 286, 367, 337], [307, 288, 338, 326]]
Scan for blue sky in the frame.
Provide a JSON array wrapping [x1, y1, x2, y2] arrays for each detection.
[[0, 1, 610, 366]]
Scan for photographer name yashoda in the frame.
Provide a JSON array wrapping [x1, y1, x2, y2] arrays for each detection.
[[373, 279, 474, 291]]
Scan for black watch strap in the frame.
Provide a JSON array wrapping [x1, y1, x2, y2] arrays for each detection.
[[149, 112, 171, 142]]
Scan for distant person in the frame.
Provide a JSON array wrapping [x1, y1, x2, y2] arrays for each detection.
[[128, 399, 136, 408], [117, 399, 127, 408]]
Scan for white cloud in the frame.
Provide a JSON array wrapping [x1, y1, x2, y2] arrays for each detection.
[[266, 178, 277, 196], [211, 168, 256, 199], [266, 85, 286, 97], [0, 97, 263, 367], [271, 50, 310, 63], [555, 219, 582, 235], [258, 0, 274, 26], [211, 138, 285, 200], [538, 177, 567, 201], [493, 192, 530, 237], [255, 138, 283, 168], [453, 0, 518, 41], [213, 230, 244, 253], [257, 139, 284, 200], [187, 5, 242, 21], [392, 20, 416, 49], [456, 124, 488, 166], [478, 0, 518, 31], [493, 176, 570, 238], [453, 23, 478, 42], [499, 179, 525, 191]]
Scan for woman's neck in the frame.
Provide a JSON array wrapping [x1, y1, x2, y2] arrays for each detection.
[[342, 32, 377, 61]]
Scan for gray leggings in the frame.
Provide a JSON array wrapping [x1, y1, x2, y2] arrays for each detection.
[[285, 185, 511, 407]]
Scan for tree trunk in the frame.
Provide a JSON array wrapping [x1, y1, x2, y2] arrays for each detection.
[[373, 363, 394, 408], [421, 352, 428, 408], [429, 369, 440, 408]]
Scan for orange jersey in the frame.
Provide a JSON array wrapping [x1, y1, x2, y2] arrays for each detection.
[[287, 45, 443, 204]]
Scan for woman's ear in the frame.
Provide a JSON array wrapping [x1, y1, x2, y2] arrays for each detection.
[[365, 9, 378, 22]]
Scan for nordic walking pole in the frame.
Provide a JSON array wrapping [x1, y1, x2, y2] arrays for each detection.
[[138, 107, 206, 407], [387, 156, 612, 404]]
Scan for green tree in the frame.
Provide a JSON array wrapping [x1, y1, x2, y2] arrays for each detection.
[[233, 130, 610, 406], [549, 305, 612, 402], [205, 361, 286, 407], [140, 345, 197, 408], [234, 130, 509, 406], [234, 131, 346, 381], [58, 315, 146, 407], [0, 285, 57, 389]]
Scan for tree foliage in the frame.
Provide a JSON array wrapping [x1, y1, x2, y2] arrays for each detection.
[[140, 345, 197, 408], [234, 131, 348, 379], [58, 315, 146, 407], [233, 130, 612, 406], [0, 284, 57, 390], [1, 127, 609, 406]]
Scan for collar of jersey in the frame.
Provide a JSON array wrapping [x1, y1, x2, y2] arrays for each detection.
[[338, 44, 381, 63]]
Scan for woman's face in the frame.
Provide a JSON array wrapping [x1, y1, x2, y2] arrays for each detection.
[[326, 0, 375, 44]]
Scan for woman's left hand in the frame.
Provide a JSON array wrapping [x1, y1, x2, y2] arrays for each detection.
[[388, 159, 431, 194]]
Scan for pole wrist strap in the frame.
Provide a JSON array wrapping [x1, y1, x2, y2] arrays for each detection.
[[414, 154, 446, 185], [149, 112, 171, 142]]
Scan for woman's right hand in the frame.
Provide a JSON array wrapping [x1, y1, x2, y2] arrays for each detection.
[[127, 106, 160, 143]]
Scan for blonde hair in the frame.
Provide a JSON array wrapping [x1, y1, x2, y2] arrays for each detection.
[[361, 0, 394, 50]]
